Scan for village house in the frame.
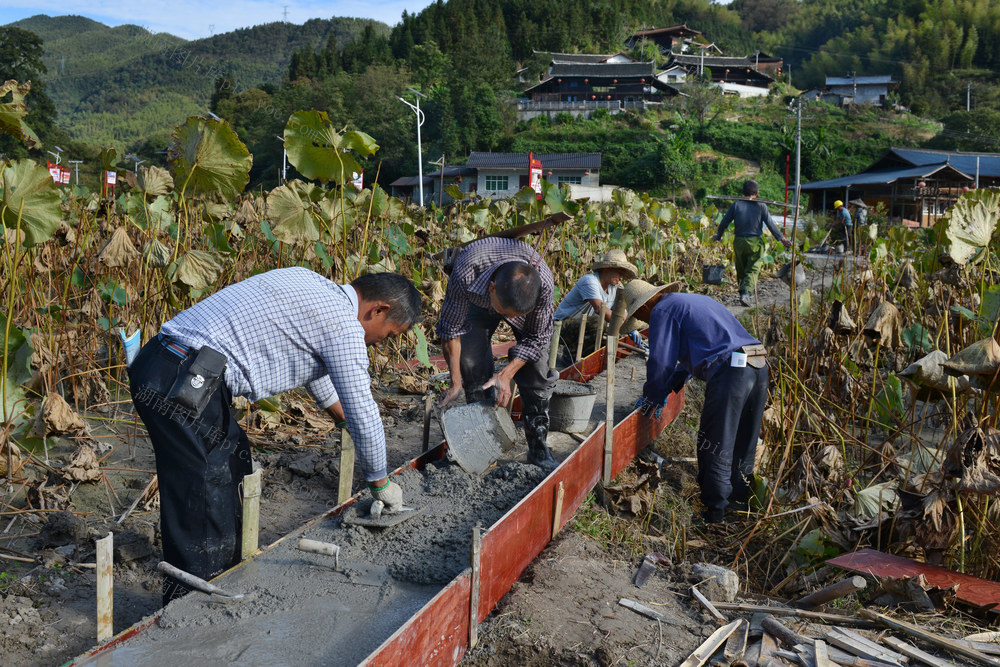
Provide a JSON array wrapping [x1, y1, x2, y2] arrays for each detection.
[[800, 147, 1000, 227], [624, 25, 702, 53], [388, 165, 476, 205], [822, 75, 898, 107], [667, 53, 774, 96]]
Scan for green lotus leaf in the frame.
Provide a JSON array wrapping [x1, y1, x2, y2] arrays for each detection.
[[0, 313, 31, 421], [127, 194, 173, 231], [942, 188, 1000, 265], [266, 180, 322, 245], [316, 193, 353, 240], [0, 81, 40, 149], [169, 249, 224, 291], [0, 159, 62, 246], [168, 117, 252, 201], [283, 111, 378, 185], [137, 165, 173, 198]]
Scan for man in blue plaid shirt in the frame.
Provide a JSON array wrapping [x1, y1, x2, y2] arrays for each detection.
[[437, 237, 559, 472], [128, 269, 421, 604]]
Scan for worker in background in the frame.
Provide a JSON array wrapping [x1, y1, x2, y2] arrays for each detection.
[[850, 199, 868, 255], [554, 249, 638, 364], [128, 269, 421, 604], [832, 199, 853, 254], [627, 280, 769, 524], [437, 237, 559, 472], [712, 180, 792, 307]]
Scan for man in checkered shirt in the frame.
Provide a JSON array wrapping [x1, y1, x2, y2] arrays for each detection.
[[437, 237, 559, 472], [127, 269, 421, 604]]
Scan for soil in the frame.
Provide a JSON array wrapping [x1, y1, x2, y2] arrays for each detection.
[[0, 257, 865, 666]]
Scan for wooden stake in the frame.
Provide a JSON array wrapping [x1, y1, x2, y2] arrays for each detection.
[[618, 598, 683, 626], [551, 481, 565, 539], [679, 619, 743, 667], [593, 304, 607, 354], [469, 524, 482, 649], [814, 639, 832, 667], [241, 470, 261, 560], [96, 532, 113, 643], [711, 602, 874, 627], [793, 575, 867, 609], [575, 312, 589, 362], [603, 298, 628, 486], [338, 428, 355, 505], [116, 475, 157, 525], [762, 615, 812, 649], [421, 393, 433, 453], [691, 585, 727, 624], [860, 609, 1000, 667], [548, 320, 562, 370]]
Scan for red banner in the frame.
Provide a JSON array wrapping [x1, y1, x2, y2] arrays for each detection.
[[529, 152, 542, 200]]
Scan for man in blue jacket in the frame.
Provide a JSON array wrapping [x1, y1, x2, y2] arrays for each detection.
[[627, 280, 769, 523], [713, 180, 792, 306]]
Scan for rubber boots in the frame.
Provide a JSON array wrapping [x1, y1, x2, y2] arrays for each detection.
[[523, 398, 557, 473]]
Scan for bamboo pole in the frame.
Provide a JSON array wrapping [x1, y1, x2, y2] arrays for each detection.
[[469, 524, 482, 649], [575, 313, 589, 362], [548, 320, 562, 370], [860, 610, 1000, 667], [603, 298, 628, 486], [338, 428, 355, 505], [593, 304, 607, 354], [793, 575, 867, 609], [241, 470, 262, 559], [552, 481, 565, 539], [96, 532, 113, 643]]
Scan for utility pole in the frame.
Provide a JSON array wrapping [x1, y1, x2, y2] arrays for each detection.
[[967, 82, 972, 111], [274, 135, 287, 184], [68, 160, 83, 186], [429, 155, 446, 207], [850, 71, 857, 108], [397, 88, 427, 207]]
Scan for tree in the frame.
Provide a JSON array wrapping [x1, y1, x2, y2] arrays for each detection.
[[0, 27, 60, 156]]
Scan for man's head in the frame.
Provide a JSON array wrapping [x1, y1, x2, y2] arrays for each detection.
[[742, 180, 759, 198], [489, 261, 541, 318], [351, 273, 422, 345], [833, 199, 844, 210]]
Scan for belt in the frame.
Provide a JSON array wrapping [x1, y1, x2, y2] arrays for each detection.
[[158, 333, 192, 359]]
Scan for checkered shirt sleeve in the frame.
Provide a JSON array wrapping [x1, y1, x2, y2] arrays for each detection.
[[436, 237, 554, 363], [161, 267, 388, 481]]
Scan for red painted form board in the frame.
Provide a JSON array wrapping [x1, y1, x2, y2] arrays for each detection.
[[361, 574, 472, 667], [827, 549, 1000, 612]]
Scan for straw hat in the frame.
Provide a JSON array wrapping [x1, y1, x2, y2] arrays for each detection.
[[848, 199, 868, 208], [619, 279, 684, 333], [592, 249, 638, 281]]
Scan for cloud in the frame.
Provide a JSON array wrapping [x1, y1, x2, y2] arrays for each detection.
[[1, 1, 433, 40]]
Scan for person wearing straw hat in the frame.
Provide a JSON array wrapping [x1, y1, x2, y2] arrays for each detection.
[[713, 179, 792, 307], [553, 249, 638, 362], [626, 280, 769, 524]]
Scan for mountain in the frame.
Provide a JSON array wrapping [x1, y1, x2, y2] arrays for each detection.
[[6, 15, 388, 150]]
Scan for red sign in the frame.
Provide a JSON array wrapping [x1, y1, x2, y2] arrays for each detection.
[[529, 152, 542, 200], [60, 168, 70, 185], [48, 163, 61, 183], [105, 171, 117, 186]]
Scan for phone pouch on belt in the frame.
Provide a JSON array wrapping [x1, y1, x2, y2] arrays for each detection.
[[166, 346, 228, 417]]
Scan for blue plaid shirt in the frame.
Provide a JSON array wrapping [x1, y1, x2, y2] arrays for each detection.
[[161, 267, 387, 481], [437, 237, 554, 363]]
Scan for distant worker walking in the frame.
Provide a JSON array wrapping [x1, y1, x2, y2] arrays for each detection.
[[437, 237, 559, 472], [628, 282, 770, 524], [833, 199, 853, 254], [713, 180, 792, 307]]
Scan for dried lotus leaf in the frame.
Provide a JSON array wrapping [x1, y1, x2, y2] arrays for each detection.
[[863, 301, 903, 348], [899, 349, 970, 394], [941, 337, 1000, 377]]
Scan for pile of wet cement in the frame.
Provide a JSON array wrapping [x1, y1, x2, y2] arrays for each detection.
[[81, 461, 544, 666]]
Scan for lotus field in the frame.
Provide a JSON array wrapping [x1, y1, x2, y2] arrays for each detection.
[[2, 109, 1000, 584]]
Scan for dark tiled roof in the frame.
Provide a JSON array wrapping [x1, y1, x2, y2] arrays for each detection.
[[670, 53, 753, 69], [800, 163, 971, 190], [425, 165, 476, 178], [548, 62, 657, 78], [466, 152, 602, 170], [826, 75, 895, 86], [628, 24, 701, 38]]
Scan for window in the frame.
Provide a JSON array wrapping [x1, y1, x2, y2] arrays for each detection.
[[485, 175, 508, 191], [559, 175, 582, 185]]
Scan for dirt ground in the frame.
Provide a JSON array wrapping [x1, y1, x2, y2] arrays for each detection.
[[0, 257, 856, 666]]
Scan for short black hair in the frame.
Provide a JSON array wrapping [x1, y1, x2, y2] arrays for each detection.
[[492, 261, 541, 315], [742, 180, 759, 197], [351, 273, 422, 327]]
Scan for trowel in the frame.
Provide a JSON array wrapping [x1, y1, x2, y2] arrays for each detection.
[[340, 498, 422, 529]]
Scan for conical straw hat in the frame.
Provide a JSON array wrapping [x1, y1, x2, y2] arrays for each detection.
[[591, 249, 638, 281], [619, 279, 684, 333]]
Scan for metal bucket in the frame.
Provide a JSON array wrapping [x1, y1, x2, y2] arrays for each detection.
[[549, 380, 598, 434], [702, 264, 725, 285]]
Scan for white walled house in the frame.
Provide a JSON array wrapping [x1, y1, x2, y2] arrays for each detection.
[[466, 152, 602, 199]]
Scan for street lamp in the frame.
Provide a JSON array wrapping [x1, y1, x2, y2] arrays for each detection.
[[124, 154, 145, 175], [68, 159, 83, 186], [47, 146, 64, 165], [275, 135, 288, 184], [397, 87, 427, 207]]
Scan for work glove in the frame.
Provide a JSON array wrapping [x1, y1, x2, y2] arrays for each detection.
[[369, 480, 403, 512], [628, 331, 649, 355], [634, 396, 664, 419]]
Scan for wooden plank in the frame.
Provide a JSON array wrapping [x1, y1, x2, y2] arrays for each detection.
[[241, 470, 262, 560], [829, 549, 1000, 612], [469, 525, 481, 649], [822, 629, 903, 665], [679, 620, 743, 667], [691, 585, 728, 624], [551, 481, 565, 539], [860, 609, 1000, 667], [759, 631, 780, 664], [338, 429, 355, 505], [815, 639, 833, 667], [881, 636, 960, 667], [96, 532, 113, 643], [724, 619, 749, 663], [833, 627, 907, 663], [361, 574, 472, 667]]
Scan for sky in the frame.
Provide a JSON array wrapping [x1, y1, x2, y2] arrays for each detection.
[[0, 1, 437, 40]]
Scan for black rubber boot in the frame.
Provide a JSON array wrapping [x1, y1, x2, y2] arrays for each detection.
[[523, 398, 557, 473]]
